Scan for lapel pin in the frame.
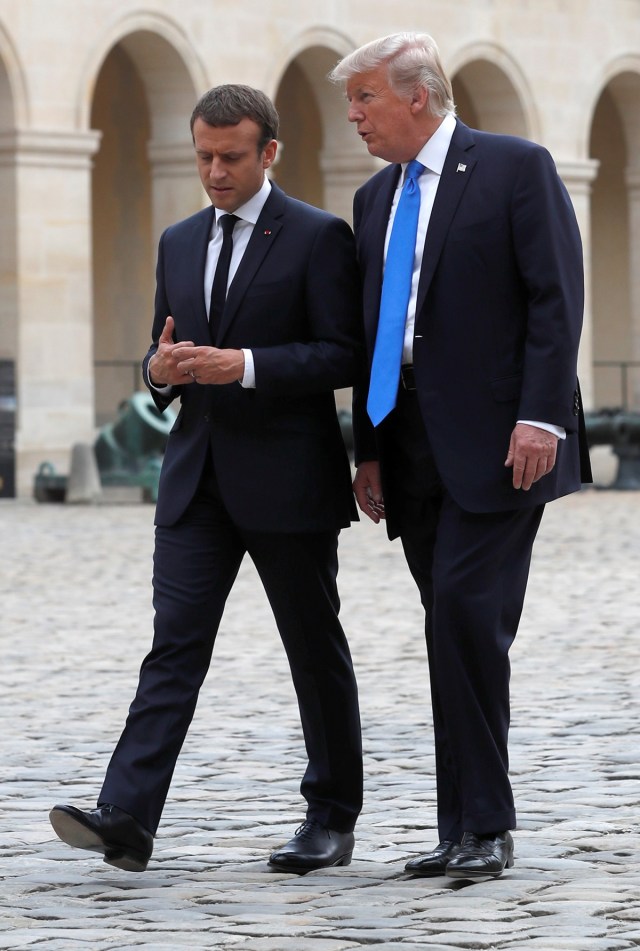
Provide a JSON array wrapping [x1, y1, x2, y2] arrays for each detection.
[[456, 163, 467, 173], [264, 229, 272, 235]]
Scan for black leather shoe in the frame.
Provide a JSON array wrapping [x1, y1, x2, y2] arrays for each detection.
[[49, 803, 153, 872], [268, 819, 354, 874], [445, 831, 514, 880], [405, 839, 461, 876]]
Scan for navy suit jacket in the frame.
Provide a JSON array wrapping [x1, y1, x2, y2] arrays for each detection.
[[143, 183, 360, 532], [352, 119, 591, 532]]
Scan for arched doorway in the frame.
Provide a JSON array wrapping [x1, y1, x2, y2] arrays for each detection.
[[272, 42, 376, 415], [91, 44, 153, 424], [274, 57, 324, 209], [89, 30, 202, 424], [273, 42, 378, 224], [589, 71, 640, 411], [451, 58, 531, 137]]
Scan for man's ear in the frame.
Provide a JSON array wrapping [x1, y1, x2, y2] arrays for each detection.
[[410, 86, 429, 115], [262, 139, 278, 169]]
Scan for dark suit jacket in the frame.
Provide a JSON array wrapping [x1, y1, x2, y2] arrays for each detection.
[[143, 183, 360, 532], [352, 119, 592, 534]]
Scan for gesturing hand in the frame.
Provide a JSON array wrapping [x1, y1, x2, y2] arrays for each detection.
[[148, 316, 196, 386]]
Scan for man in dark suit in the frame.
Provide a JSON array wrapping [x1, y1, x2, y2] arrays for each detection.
[[330, 33, 591, 881], [49, 84, 362, 875]]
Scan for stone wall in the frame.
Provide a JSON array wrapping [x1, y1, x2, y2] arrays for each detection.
[[0, 0, 638, 493]]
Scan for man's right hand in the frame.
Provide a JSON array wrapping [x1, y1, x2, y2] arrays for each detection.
[[353, 460, 385, 524], [148, 316, 196, 386]]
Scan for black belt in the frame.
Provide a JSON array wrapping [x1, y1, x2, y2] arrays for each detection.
[[400, 365, 416, 391]]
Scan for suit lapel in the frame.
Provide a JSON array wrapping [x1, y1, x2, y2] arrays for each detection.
[[415, 121, 476, 315], [216, 184, 285, 343]]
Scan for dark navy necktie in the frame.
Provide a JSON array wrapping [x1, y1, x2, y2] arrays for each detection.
[[367, 160, 425, 426], [209, 214, 239, 335]]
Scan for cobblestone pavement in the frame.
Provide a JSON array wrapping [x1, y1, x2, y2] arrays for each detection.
[[1, 489, 639, 950]]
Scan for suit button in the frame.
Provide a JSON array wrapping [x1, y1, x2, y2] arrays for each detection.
[[204, 414, 210, 423]]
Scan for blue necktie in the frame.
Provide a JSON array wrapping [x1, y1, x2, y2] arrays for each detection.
[[367, 159, 425, 426]]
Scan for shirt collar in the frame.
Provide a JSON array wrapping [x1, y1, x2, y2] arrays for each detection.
[[213, 176, 272, 229], [411, 112, 457, 176]]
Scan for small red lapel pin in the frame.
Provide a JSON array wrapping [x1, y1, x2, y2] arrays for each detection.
[[264, 229, 272, 235]]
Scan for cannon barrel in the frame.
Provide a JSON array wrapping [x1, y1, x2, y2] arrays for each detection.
[[584, 410, 640, 490], [94, 392, 176, 501], [584, 411, 617, 446]]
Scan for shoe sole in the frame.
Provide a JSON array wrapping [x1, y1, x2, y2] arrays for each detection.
[[405, 865, 449, 878], [268, 851, 353, 875], [49, 809, 149, 872], [445, 855, 514, 881]]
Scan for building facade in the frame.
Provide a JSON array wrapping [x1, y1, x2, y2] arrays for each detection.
[[0, 0, 639, 494]]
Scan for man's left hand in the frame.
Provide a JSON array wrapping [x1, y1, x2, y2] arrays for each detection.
[[174, 346, 245, 385], [505, 422, 558, 490]]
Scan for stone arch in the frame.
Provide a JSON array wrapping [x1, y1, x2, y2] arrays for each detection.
[[447, 41, 538, 141], [578, 54, 640, 159], [78, 15, 205, 422], [268, 29, 370, 413], [587, 60, 640, 411], [263, 26, 355, 99], [268, 29, 379, 224], [75, 11, 207, 134], [0, 21, 28, 128]]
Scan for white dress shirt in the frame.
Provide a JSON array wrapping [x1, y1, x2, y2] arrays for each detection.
[[206, 177, 272, 388]]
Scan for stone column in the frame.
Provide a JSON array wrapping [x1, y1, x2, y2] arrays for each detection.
[[0, 128, 102, 495], [556, 159, 600, 411], [624, 165, 640, 409], [147, 139, 203, 250], [0, 150, 17, 360], [319, 149, 383, 225]]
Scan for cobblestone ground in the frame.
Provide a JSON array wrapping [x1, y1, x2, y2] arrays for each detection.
[[0, 489, 639, 950]]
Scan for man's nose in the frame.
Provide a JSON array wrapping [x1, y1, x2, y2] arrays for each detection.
[[347, 104, 363, 123]]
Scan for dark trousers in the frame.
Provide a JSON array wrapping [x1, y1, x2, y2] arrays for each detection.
[[99, 458, 363, 835], [386, 390, 544, 841]]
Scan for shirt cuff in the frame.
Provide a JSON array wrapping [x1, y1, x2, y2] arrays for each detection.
[[518, 420, 566, 440], [241, 349, 256, 388]]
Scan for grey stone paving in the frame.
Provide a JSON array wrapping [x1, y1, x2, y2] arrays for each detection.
[[0, 489, 639, 950]]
